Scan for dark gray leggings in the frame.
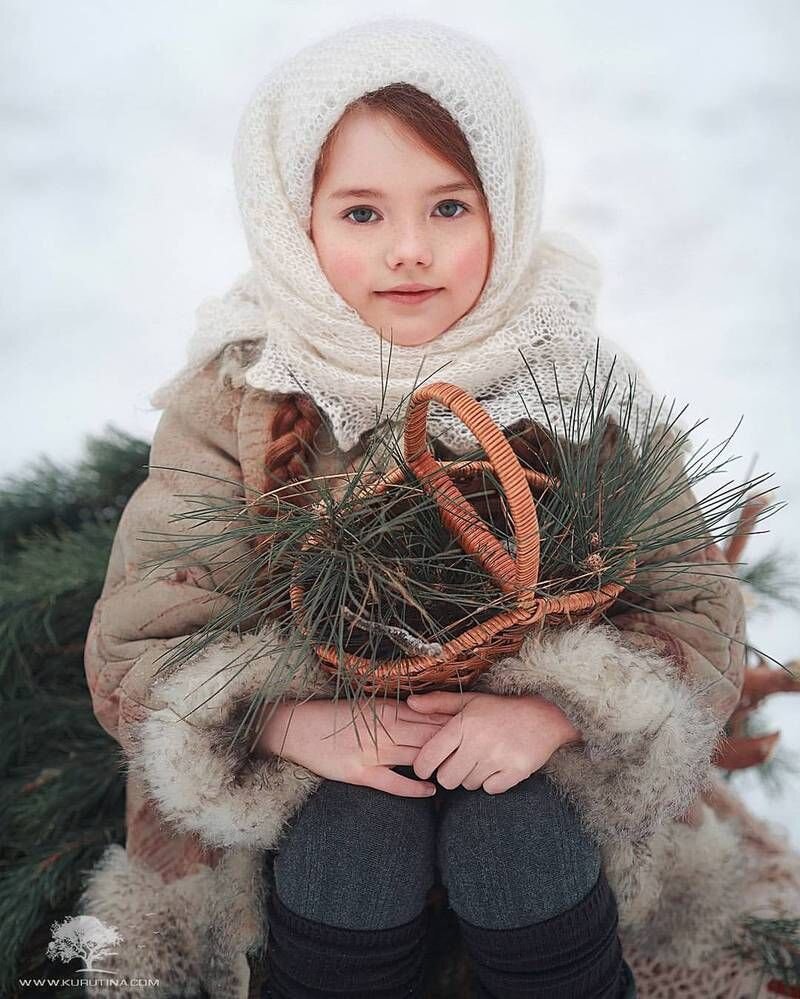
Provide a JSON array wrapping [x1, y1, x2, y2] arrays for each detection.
[[271, 766, 602, 931]]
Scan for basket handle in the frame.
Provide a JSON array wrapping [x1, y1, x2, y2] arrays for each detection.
[[403, 382, 540, 606]]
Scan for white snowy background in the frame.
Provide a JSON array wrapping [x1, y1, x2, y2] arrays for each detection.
[[2, 1, 798, 838]]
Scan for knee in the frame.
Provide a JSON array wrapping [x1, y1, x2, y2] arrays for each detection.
[[439, 771, 598, 866], [437, 771, 602, 928], [274, 774, 437, 875], [278, 769, 434, 846], [272, 774, 437, 930]]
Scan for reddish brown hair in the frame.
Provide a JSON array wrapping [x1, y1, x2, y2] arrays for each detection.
[[266, 83, 492, 493]]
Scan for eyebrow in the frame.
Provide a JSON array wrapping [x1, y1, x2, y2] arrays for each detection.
[[327, 181, 476, 200]]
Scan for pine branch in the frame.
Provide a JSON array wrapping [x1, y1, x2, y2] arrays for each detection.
[[0, 426, 149, 559], [0, 427, 131, 993], [741, 548, 800, 612], [0, 518, 116, 686]]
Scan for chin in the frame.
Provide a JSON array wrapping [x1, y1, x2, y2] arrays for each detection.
[[379, 331, 445, 348], [370, 320, 450, 347]]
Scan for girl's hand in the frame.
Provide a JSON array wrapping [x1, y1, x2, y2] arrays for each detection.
[[259, 697, 454, 798], [407, 691, 583, 795]]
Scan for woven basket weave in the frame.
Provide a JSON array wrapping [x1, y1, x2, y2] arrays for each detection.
[[289, 381, 634, 695]]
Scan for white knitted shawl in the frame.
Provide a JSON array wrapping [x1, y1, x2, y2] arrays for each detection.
[[150, 17, 682, 455]]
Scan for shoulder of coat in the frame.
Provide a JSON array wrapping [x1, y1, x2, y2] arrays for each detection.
[[215, 339, 264, 393], [183, 339, 288, 440]]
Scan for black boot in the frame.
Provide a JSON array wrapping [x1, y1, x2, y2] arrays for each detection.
[[262, 885, 430, 998], [457, 870, 632, 998]]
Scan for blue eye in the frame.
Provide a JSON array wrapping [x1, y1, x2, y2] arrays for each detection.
[[342, 200, 470, 225], [434, 200, 468, 218], [344, 206, 378, 224]]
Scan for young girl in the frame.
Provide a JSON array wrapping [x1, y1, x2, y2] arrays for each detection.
[[81, 17, 749, 999]]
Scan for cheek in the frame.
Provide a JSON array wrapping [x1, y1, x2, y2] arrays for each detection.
[[329, 248, 369, 287], [311, 215, 371, 298], [450, 239, 491, 289]]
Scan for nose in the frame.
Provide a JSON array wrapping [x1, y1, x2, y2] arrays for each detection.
[[384, 221, 433, 269]]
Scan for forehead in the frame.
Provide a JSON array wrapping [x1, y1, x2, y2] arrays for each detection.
[[317, 108, 471, 187]]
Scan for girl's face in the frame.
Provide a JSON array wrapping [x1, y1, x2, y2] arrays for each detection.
[[310, 108, 492, 347]]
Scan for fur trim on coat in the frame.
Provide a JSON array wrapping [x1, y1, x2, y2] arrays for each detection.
[[78, 844, 265, 999], [127, 627, 328, 849], [621, 806, 747, 964]]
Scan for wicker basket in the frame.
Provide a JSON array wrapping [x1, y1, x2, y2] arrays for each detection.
[[289, 381, 634, 695]]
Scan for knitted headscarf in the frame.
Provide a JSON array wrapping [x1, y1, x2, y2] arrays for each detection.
[[151, 17, 681, 454]]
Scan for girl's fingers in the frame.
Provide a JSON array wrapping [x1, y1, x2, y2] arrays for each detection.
[[369, 703, 454, 726], [397, 703, 457, 724], [357, 711, 452, 739], [435, 749, 480, 790], [413, 722, 461, 780], [408, 719, 458, 742], [462, 763, 499, 792], [407, 692, 475, 713], [355, 740, 420, 766], [482, 770, 523, 795], [372, 745, 424, 767], [365, 767, 437, 798], [409, 712, 457, 725], [350, 716, 454, 755]]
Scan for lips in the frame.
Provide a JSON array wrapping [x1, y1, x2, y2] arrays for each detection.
[[375, 288, 442, 305]]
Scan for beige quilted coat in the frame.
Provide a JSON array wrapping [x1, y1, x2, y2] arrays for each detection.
[[79, 341, 797, 998]]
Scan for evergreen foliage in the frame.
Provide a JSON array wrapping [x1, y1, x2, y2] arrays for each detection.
[[0, 427, 145, 996]]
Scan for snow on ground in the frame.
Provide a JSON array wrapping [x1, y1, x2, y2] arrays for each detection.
[[2, 1, 798, 839]]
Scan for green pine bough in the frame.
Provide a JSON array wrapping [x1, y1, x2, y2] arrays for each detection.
[[0, 427, 145, 996]]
